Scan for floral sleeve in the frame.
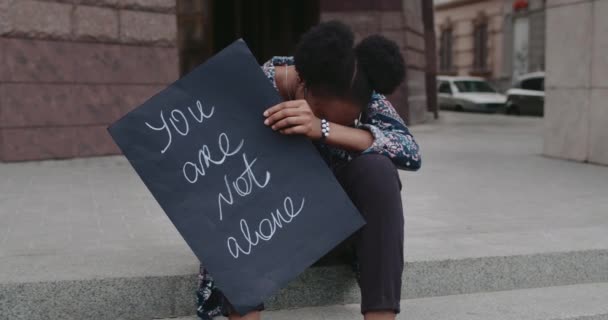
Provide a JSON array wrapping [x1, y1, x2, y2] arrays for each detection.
[[359, 93, 422, 171]]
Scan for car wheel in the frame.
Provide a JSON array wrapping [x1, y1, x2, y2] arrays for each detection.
[[454, 105, 464, 112], [507, 105, 520, 115]]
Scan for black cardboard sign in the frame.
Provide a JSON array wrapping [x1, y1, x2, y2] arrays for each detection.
[[107, 39, 365, 315]]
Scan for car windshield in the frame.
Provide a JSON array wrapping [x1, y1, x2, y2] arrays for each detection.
[[454, 80, 496, 93]]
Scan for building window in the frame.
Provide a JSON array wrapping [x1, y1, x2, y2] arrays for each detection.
[[439, 26, 454, 73], [473, 22, 488, 72]]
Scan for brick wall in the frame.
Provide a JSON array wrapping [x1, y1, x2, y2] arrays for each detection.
[[0, 0, 178, 161]]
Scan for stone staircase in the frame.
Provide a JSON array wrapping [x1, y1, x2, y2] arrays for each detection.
[[3, 248, 608, 319], [3, 113, 608, 319], [160, 282, 608, 320]]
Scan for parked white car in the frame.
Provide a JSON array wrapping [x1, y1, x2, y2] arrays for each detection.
[[505, 72, 545, 116], [437, 76, 507, 112]]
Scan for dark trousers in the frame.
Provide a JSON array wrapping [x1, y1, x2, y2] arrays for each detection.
[[334, 154, 404, 314], [228, 154, 404, 315]]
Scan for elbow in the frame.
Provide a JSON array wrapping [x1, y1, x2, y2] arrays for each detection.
[[396, 156, 421, 171], [412, 158, 422, 171], [401, 143, 422, 171], [408, 158, 422, 171], [401, 136, 421, 171]]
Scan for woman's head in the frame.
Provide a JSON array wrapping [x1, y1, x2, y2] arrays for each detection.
[[294, 21, 405, 125]]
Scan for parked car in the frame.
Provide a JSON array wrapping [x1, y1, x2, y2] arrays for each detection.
[[437, 76, 507, 113], [505, 72, 545, 116]]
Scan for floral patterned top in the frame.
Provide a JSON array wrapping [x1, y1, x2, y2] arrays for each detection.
[[195, 56, 422, 319]]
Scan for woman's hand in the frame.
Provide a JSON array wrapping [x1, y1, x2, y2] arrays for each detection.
[[264, 100, 374, 152], [263, 100, 322, 139]]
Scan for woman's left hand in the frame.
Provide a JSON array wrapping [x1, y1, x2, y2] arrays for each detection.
[[263, 100, 322, 140]]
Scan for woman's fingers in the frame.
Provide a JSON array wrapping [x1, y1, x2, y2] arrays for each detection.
[[263, 100, 304, 117], [279, 125, 308, 135], [264, 108, 301, 126], [263, 99, 317, 138], [271, 116, 307, 131]]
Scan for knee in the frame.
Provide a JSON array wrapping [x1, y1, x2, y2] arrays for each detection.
[[348, 154, 395, 174], [342, 155, 404, 226], [346, 154, 401, 190]]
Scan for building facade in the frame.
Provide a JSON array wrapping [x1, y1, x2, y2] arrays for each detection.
[[0, 0, 436, 162], [434, 0, 546, 90], [501, 0, 546, 84], [543, 0, 608, 166]]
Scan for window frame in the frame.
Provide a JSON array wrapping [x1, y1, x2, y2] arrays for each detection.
[[471, 12, 490, 76], [439, 19, 455, 74]]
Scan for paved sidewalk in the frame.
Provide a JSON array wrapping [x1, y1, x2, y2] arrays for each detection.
[[404, 112, 608, 260], [160, 282, 608, 320], [1, 111, 608, 284]]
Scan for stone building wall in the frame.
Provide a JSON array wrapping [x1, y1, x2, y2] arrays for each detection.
[[0, 0, 178, 161], [0, 0, 433, 161], [543, 0, 608, 166]]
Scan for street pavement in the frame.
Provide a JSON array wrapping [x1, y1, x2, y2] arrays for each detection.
[[404, 111, 608, 261]]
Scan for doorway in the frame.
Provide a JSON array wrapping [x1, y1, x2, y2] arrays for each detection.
[[178, 0, 320, 76]]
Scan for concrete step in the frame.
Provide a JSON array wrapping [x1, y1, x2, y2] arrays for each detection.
[[2, 249, 607, 320], [156, 281, 608, 320]]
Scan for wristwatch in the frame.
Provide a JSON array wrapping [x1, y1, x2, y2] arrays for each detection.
[[320, 118, 330, 142]]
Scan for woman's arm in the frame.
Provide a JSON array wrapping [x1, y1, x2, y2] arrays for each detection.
[[357, 94, 421, 171], [263, 97, 421, 171], [321, 123, 374, 152], [263, 100, 372, 152]]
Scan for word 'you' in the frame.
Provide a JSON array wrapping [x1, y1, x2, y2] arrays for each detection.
[[145, 100, 215, 154]]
